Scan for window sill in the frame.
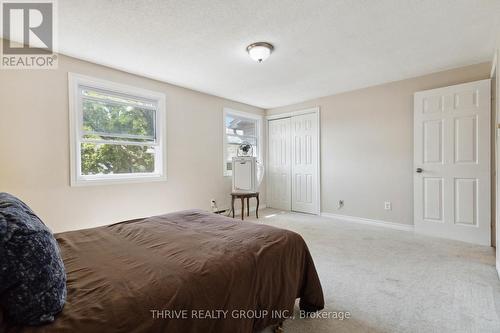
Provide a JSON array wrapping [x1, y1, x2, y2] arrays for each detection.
[[71, 173, 167, 187]]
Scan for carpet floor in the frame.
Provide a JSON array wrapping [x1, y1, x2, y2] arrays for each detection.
[[248, 209, 500, 333]]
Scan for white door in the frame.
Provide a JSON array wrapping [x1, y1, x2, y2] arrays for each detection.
[[414, 79, 491, 246], [291, 112, 320, 214], [267, 118, 291, 210]]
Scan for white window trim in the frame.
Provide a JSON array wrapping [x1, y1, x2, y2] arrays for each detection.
[[68, 73, 167, 186], [222, 108, 263, 177]]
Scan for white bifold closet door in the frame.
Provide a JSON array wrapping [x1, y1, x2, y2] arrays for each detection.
[[268, 118, 292, 210], [268, 111, 319, 214], [291, 113, 319, 214]]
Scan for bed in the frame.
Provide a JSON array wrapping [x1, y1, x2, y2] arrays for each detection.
[[2, 209, 324, 333]]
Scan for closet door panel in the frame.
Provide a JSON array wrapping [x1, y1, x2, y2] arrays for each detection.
[[291, 113, 319, 214], [267, 118, 291, 210]]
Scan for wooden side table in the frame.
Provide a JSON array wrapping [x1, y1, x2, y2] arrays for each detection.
[[231, 192, 259, 220]]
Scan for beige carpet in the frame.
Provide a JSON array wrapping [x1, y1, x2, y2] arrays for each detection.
[[248, 209, 500, 333]]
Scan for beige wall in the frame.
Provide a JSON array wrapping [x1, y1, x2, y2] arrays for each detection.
[[0, 53, 264, 232], [267, 63, 491, 225]]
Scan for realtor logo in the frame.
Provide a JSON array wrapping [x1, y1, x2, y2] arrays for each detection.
[[1, 0, 57, 69]]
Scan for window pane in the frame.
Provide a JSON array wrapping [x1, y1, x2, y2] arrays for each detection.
[[81, 143, 155, 175], [225, 115, 256, 137], [226, 144, 239, 163], [82, 99, 155, 141], [224, 112, 259, 174], [226, 135, 257, 145], [81, 88, 156, 109]]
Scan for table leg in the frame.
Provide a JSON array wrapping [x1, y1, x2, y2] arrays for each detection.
[[240, 198, 245, 220], [247, 197, 250, 216], [231, 196, 235, 218], [256, 194, 259, 219]]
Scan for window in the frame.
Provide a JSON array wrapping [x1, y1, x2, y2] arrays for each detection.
[[69, 73, 166, 185], [223, 108, 262, 176]]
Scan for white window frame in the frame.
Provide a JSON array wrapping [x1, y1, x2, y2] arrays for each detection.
[[68, 73, 167, 186], [222, 108, 263, 177]]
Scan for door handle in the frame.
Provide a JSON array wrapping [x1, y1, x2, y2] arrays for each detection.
[[416, 168, 423, 173]]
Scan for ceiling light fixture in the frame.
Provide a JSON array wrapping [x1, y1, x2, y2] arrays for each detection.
[[246, 42, 274, 63]]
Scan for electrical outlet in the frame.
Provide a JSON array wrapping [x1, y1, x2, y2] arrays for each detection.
[[210, 199, 217, 208], [338, 200, 344, 209], [384, 201, 392, 210]]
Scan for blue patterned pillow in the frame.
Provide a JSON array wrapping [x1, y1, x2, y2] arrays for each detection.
[[0, 193, 66, 325]]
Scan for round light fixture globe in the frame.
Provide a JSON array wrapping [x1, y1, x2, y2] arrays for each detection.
[[246, 42, 274, 63]]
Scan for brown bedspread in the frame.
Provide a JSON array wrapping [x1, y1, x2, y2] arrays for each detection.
[[3, 210, 324, 333]]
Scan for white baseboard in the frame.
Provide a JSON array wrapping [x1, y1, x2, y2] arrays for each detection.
[[321, 212, 414, 232]]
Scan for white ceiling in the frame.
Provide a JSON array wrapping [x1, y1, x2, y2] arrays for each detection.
[[59, 0, 500, 109]]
